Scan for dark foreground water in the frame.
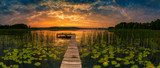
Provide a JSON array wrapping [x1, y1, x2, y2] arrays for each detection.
[[0, 29, 160, 68]]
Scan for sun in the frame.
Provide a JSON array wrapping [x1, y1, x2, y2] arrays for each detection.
[[60, 25, 64, 26]]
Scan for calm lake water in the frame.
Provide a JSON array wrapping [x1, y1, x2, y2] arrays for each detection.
[[0, 29, 160, 68]]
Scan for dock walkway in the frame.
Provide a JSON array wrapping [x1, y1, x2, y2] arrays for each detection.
[[60, 35, 82, 68]]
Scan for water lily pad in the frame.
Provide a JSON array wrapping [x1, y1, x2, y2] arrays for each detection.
[[103, 62, 108, 67], [34, 62, 41, 66], [93, 65, 101, 68], [115, 63, 120, 67], [131, 65, 139, 68], [111, 61, 117, 65]]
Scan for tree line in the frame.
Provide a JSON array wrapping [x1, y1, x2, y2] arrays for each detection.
[[113, 19, 160, 30], [0, 24, 29, 29]]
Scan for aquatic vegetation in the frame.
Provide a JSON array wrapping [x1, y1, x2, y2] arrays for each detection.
[[79, 30, 160, 68], [0, 62, 9, 68], [0, 31, 67, 68], [93, 65, 101, 68], [0, 29, 160, 68], [34, 62, 41, 66], [157, 63, 160, 68], [103, 62, 108, 67], [131, 65, 139, 68]]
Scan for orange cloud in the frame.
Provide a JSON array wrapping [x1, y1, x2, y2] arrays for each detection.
[[26, 1, 120, 28]]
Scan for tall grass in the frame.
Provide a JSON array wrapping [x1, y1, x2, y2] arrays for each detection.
[[0, 30, 67, 68], [79, 29, 160, 68]]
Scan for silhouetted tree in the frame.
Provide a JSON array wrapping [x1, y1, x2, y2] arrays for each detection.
[[10, 24, 28, 29], [0, 25, 10, 29], [150, 19, 160, 30], [115, 22, 127, 29], [0, 24, 29, 29], [114, 19, 160, 30]]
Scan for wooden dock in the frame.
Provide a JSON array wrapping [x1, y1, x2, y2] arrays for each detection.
[[60, 35, 82, 68]]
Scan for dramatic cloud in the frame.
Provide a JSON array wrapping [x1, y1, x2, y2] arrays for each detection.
[[0, 0, 160, 27]]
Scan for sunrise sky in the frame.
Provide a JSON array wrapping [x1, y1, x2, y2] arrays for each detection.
[[0, 0, 160, 28]]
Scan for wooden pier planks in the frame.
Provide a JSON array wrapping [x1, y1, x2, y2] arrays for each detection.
[[60, 35, 82, 68]]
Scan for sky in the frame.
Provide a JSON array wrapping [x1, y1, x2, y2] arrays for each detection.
[[0, 0, 160, 28]]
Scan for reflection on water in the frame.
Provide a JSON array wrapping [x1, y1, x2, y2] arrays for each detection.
[[0, 30, 102, 68], [32, 30, 103, 45], [0, 29, 160, 68]]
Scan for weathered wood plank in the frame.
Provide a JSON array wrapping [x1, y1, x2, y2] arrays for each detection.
[[60, 35, 82, 68]]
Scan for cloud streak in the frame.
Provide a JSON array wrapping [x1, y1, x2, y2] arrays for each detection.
[[0, 0, 160, 27]]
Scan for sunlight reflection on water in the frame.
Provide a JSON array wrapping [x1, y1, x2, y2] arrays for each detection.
[[31, 30, 108, 46]]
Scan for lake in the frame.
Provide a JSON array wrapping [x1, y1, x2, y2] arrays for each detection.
[[0, 29, 160, 68]]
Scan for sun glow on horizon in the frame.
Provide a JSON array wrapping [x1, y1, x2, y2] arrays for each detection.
[[25, 1, 117, 28], [27, 10, 109, 28], [29, 21, 105, 28], [1, 0, 160, 27]]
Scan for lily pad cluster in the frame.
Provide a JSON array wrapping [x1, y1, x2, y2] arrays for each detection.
[[0, 31, 67, 68], [79, 30, 160, 68]]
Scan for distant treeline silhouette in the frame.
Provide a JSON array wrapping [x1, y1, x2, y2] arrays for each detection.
[[0, 24, 29, 29], [114, 19, 160, 30]]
